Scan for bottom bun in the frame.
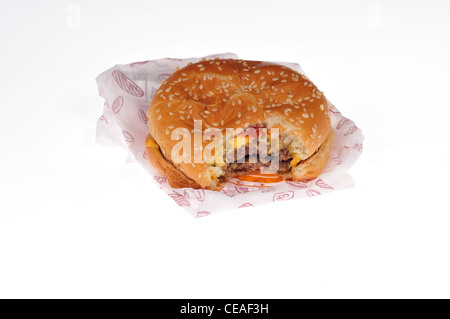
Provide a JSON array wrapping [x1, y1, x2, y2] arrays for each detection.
[[145, 134, 201, 189]]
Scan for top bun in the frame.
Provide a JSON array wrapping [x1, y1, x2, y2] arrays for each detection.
[[147, 58, 332, 190]]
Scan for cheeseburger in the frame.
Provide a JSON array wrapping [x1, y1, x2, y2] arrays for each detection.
[[145, 58, 334, 191]]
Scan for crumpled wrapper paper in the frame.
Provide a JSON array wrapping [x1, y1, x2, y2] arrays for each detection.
[[96, 53, 364, 217]]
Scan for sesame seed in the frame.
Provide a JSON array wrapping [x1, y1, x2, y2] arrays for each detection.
[[238, 99, 242, 105], [218, 66, 223, 71], [254, 70, 261, 73], [235, 120, 241, 124], [238, 112, 241, 118], [200, 67, 205, 71], [272, 78, 279, 81], [182, 73, 187, 76], [169, 112, 174, 116], [310, 113, 314, 118], [212, 108, 218, 112], [204, 110, 210, 114], [220, 120, 224, 126], [156, 109, 160, 113], [302, 113, 309, 118], [180, 116, 185, 120], [199, 85, 203, 89], [165, 129, 169, 135], [197, 64, 203, 68], [165, 87, 172, 92], [320, 104, 325, 111], [212, 123, 219, 127], [168, 125, 174, 129], [157, 115, 162, 120]]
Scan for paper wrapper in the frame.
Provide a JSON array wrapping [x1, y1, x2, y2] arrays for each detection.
[[96, 53, 364, 217]]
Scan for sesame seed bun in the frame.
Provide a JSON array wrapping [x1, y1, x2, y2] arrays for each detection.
[[146, 58, 333, 190]]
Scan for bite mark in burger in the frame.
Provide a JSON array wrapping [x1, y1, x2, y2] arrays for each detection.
[[145, 59, 334, 191]]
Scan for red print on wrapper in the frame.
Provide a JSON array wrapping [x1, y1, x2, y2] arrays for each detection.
[[239, 203, 253, 208], [168, 191, 190, 207], [99, 115, 108, 125], [138, 109, 148, 124], [273, 191, 295, 202], [122, 131, 134, 143], [329, 108, 341, 116], [315, 179, 333, 190], [112, 96, 124, 114], [112, 70, 144, 97], [130, 61, 149, 68], [221, 188, 235, 197], [235, 186, 250, 193], [307, 190, 321, 197], [286, 181, 308, 188], [184, 189, 206, 202], [352, 143, 363, 152], [154, 176, 167, 184], [197, 211, 211, 218], [344, 125, 358, 136], [332, 157, 342, 166], [158, 73, 171, 82], [337, 118, 352, 129]]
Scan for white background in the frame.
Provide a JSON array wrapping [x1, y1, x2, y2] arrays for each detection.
[[0, 0, 449, 299]]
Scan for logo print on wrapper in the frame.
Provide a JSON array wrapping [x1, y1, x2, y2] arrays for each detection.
[[169, 191, 190, 206], [196, 211, 211, 218], [273, 191, 294, 202], [112, 70, 144, 97], [99, 115, 108, 125], [344, 125, 358, 136], [315, 179, 333, 190], [122, 131, 134, 143], [138, 109, 148, 124], [286, 181, 308, 188], [158, 73, 172, 82], [337, 118, 352, 129], [239, 203, 253, 208], [130, 61, 149, 68], [235, 186, 249, 194], [307, 189, 321, 197], [154, 176, 167, 184], [184, 189, 206, 202], [112, 96, 124, 114], [352, 143, 363, 152]]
